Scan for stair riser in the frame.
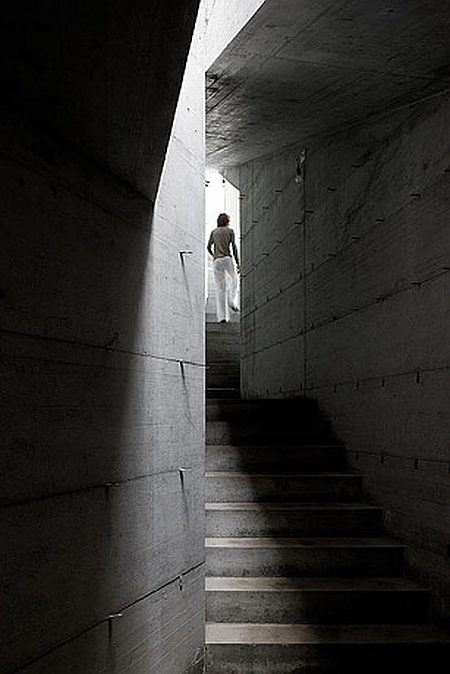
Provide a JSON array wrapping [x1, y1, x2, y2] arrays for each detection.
[[206, 447, 346, 472], [206, 351, 240, 362], [206, 345, 240, 359], [206, 510, 382, 538], [207, 389, 240, 399], [207, 325, 240, 335], [207, 364, 240, 374], [207, 339, 240, 363], [206, 590, 429, 624], [206, 643, 450, 673], [206, 423, 332, 446], [205, 547, 405, 578], [207, 376, 241, 389], [206, 475, 362, 503], [206, 403, 318, 422], [207, 335, 240, 349]]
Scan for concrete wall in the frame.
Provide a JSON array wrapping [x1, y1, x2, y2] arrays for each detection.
[[237, 151, 305, 396], [0, 2, 206, 672], [238, 92, 450, 626], [203, 0, 266, 70], [0, 1, 203, 203]]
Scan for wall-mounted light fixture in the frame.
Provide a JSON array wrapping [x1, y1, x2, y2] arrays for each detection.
[[295, 149, 306, 184]]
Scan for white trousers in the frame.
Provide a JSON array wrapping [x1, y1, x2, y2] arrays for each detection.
[[213, 256, 238, 322]]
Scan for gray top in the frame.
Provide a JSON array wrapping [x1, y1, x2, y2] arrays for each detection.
[[208, 227, 240, 266]]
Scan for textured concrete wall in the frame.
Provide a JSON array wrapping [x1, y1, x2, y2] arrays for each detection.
[[238, 149, 306, 396], [238, 92, 450, 626], [0, 2, 205, 672], [0, 0, 201, 202]]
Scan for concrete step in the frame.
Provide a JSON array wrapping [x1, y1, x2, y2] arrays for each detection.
[[207, 388, 240, 399], [205, 537, 405, 578], [205, 577, 429, 624], [206, 503, 382, 538], [207, 374, 241, 388], [206, 420, 333, 445], [206, 346, 240, 362], [205, 623, 450, 673], [207, 322, 241, 334], [206, 445, 346, 472], [207, 362, 240, 373], [206, 398, 319, 422], [206, 319, 240, 324], [205, 472, 362, 503], [207, 336, 240, 358]]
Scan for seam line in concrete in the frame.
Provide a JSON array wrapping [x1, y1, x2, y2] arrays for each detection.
[[304, 362, 450, 392], [9, 561, 205, 674], [0, 466, 203, 509], [346, 448, 449, 469], [241, 268, 450, 353], [0, 328, 206, 368], [242, 167, 450, 284], [272, 55, 450, 85], [228, 84, 450, 170]]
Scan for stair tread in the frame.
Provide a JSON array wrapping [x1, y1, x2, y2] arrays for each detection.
[[206, 502, 381, 511], [206, 472, 359, 478], [205, 536, 405, 548], [206, 398, 314, 403], [207, 388, 240, 392], [207, 419, 324, 424], [206, 444, 345, 449], [205, 623, 450, 645], [205, 577, 426, 592]]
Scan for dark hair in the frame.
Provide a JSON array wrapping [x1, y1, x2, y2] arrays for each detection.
[[217, 213, 230, 227]]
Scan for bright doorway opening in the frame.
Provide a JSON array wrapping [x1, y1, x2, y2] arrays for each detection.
[[205, 168, 240, 323]]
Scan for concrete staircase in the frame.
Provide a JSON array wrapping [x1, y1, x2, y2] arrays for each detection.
[[206, 322, 240, 399], [204, 327, 450, 672]]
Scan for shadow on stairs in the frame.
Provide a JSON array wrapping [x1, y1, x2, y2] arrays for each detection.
[[204, 323, 450, 672]]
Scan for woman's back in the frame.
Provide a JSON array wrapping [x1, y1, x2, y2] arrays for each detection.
[[209, 226, 235, 259]]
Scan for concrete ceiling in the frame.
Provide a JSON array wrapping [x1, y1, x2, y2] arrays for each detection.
[[206, 0, 450, 168]]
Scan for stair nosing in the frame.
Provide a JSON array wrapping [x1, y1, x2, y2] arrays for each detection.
[[204, 577, 429, 592], [205, 536, 406, 548], [205, 623, 450, 644], [205, 471, 360, 478], [206, 502, 381, 510], [205, 443, 346, 449]]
